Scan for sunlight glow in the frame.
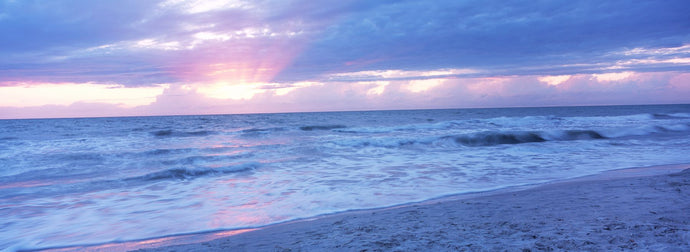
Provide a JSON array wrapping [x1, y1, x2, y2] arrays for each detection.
[[357, 81, 390, 95], [405, 78, 446, 93], [196, 82, 266, 100], [274, 82, 322, 96], [538, 75, 571, 86], [466, 77, 510, 94]]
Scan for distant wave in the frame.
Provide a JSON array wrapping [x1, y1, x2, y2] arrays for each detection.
[[597, 123, 690, 138], [151, 129, 215, 137], [335, 116, 562, 134], [447, 130, 606, 146], [669, 113, 690, 118], [241, 127, 286, 133], [653, 113, 690, 119], [335, 113, 689, 134], [331, 124, 689, 148], [299, 125, 347, 131], [144, 148, 195, 156], [239, 127, 287, 137], [445, 132, 547, 146]]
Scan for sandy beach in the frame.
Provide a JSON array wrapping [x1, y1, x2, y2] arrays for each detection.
[[111, 165, 688, 251], [4, 0, 690, 250]]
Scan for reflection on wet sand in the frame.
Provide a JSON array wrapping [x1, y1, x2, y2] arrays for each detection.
[[41, 228, 258, 252]]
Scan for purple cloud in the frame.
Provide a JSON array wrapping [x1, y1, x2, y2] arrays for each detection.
[[0, 0, 688, 118]]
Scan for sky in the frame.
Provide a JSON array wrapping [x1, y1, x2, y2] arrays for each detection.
[[1, 0, 689, 119]]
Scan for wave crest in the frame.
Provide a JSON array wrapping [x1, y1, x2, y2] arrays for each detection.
[[329, 129, 620, 148], [136, 162, 261, 181], [448, 132, 547, 146]]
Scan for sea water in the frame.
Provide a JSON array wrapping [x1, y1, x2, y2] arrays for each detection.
[[1, 104, 690, 250]]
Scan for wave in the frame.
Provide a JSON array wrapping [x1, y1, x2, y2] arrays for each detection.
[[597, 123, 690, 138], [151, 130, 215, 138], [143, 148, 195, 156], [333, 115, 568, 134], [299, 125, 347, 131], [109, 147, 249, 162], [669, 113, 690, 118], [445, 132, 547, 146], [336, 121, 465, 133], [239, 127, 287, 137], [0, 162, 262, 203], [51, 153, 106, 165], [164, 153, 254, 166], [654, 113, 690, 119], [449, 130, 608, 146], [542, 130, 607, 141], [331, 124, 689, 148], [236, 126, 360, 138], [333, 112, 690, 135], [241, 127, 286, 133], [482, 115, 563, 126], [135, 162, 260, 181]]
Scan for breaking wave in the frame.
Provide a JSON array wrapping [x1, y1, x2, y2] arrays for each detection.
[[331, 124, 689, 148], [0, 162, 262, 203], [447, 130, 606, 146], [335, 113, 690, 134], [135, 162, 260, 181], [446, 132, 547, 146]]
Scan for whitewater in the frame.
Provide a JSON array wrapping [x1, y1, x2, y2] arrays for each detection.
[[1, 104, 690, 250]]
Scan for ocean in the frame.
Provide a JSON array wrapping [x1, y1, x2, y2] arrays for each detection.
[[2, 104, 690, 250]]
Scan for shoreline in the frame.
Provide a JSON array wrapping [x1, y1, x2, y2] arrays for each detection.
[[36, 163, 690, 251]]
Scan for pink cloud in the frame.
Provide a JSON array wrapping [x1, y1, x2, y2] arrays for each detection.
[[2, 71, 688, 119]]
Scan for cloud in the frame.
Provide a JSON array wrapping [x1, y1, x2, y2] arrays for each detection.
[[405, 78, 447, 93], [620, 44, 690, 57], [357, 81, 389, 96], [0, 0, 323, 85], [0, 102, 138, 119], [0, 1, 689, 119], [538, 75, 571, 86], [326, 68, 479, 82], [158, 0, 251, 14], [2, 0, 688, 86], [592, 72, 634, 82], [5, 70, 688, 119], [0, 82, 167, 107], [0, 0, 160, 52], [277, 0, 690, 80]]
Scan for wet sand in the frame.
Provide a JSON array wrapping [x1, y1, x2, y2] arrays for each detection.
[[128, 165, 690, 251]]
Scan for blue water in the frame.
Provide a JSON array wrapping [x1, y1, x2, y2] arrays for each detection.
[[1, 105, 690, 250]]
